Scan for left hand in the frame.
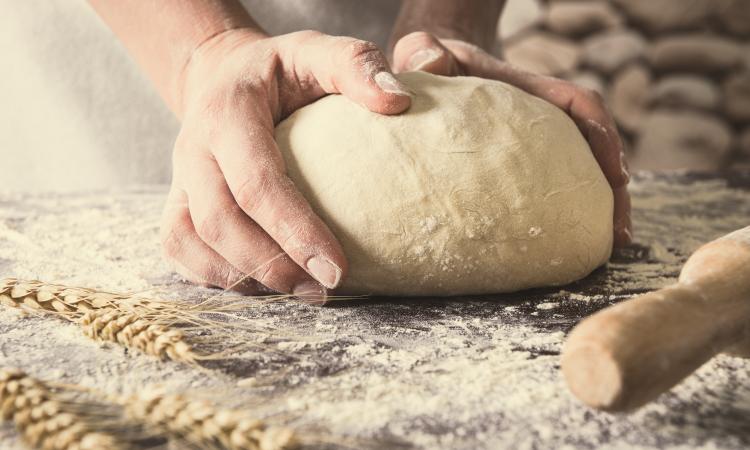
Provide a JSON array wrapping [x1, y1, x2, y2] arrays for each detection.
[[392, 32, 632, 248]]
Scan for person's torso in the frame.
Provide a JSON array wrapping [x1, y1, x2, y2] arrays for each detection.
[[0, 0, 400, 190]]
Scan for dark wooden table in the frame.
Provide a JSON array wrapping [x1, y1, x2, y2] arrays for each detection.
[[1, 171, 749, 449]]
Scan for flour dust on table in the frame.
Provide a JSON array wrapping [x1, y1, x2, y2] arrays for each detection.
[[1, 174, 750, 449]]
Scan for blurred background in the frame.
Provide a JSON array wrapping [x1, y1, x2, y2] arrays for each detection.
[[0, 0, 748, 191], [500, 0, 750, 172]]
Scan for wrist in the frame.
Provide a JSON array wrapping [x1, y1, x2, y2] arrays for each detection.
[[175, 27, 269, 118], [390, 0, 504, 53]]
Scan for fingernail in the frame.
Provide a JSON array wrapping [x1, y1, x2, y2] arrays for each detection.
[[407, 48, 442, 71], [292, 281, 328, 306], [306, 256, 342, 289], [374, 72, 412, 97]]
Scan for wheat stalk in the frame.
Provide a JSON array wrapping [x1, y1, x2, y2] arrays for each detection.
[[121, 390, 296, 450], [1, 369, 297, 450], [1, 278, 199, 363], [0, 368, 125, 450], [0, 278, 159, 315], [1, 278, 331, 368]]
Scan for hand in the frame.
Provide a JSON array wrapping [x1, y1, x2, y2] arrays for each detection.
[[161, 29, 411, 299], [392, 32, 632, 248]]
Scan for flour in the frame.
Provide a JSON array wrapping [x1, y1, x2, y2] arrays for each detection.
[[536, 302, 559, 310], [1, 175, 749, 449], [420, 216, 440, 234], [528, 226, 543, 237]]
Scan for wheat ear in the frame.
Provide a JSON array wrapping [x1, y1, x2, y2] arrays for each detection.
[[1, 278, 320, 366], [0, 278, 160, 315], [1, 278, 199, 363], [79, 308, 198, 363], [122, 390, 296, 450], [0, 368, 124, 450]]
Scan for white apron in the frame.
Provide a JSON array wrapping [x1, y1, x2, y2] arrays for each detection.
[[0, 0, 400, 190]]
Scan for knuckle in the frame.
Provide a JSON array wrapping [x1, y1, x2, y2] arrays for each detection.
[[199, 98, 233, 136], [234, 168, 277, 215], [188, 259, 232, 290], [254, 256, 296, 292], [160, 225, 182, 258], [342, 39, 384, 64], [271, 215, 320, 255], [583, 88, 605, 106], [277, 220, 309, 251], [212, 264, 239, 290], [195, 213, 226, 246], [227, 272, 263, 294]]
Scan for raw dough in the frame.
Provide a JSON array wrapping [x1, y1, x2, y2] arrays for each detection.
[[276, 72, 613, 296]]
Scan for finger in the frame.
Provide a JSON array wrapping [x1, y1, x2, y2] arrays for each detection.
[[525, 82, 633, 245], [179, 152, 328, 302], [392, 31, 463, 76], [547, 85, 629, 190], [441, 41, 630, 190], [517, 80, 634, 244], [207, 105, 349, 292], [439, 40, 634, 245], [283, 31, 412, 115], [532, 83, 633, 243], [160, 187, 263, 295]]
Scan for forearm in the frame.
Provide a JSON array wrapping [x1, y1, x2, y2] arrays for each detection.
[[88, 0, 266, 115], [390, 0, 506, 52]]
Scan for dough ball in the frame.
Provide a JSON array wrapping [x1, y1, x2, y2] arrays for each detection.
[[276, 72, 613, 296]]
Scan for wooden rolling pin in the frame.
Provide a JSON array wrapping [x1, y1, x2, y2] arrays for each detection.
[[561, 226, 750, 412]]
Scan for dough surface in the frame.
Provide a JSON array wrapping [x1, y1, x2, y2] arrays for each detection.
[[276, 72, 613, 296]]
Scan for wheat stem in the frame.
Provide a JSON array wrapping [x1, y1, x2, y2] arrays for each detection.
[[0, 368, 125, 450]]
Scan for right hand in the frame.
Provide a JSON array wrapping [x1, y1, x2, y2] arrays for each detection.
[[160, 29, 411, 300], [392, 32, 632, 248]]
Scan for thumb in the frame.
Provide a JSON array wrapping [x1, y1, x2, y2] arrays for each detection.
[[287, 31, 412, 115], [393, 31, 463, 76]]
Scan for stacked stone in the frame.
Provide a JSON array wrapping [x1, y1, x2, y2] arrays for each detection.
[[499, 0, 750, 171]]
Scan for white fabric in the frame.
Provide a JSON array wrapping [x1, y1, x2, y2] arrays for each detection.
[[0, 1, 400, 191]]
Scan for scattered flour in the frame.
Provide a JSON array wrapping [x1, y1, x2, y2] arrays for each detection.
[[0, 175, 749, 449], [536, 302, 559, 310]]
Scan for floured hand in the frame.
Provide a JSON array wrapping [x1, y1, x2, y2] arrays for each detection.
[[392, 31, 632, 248], [161, 29, 412, 300]]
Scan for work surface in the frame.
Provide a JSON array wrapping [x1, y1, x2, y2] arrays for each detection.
[[1, 172, 749, 449]]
